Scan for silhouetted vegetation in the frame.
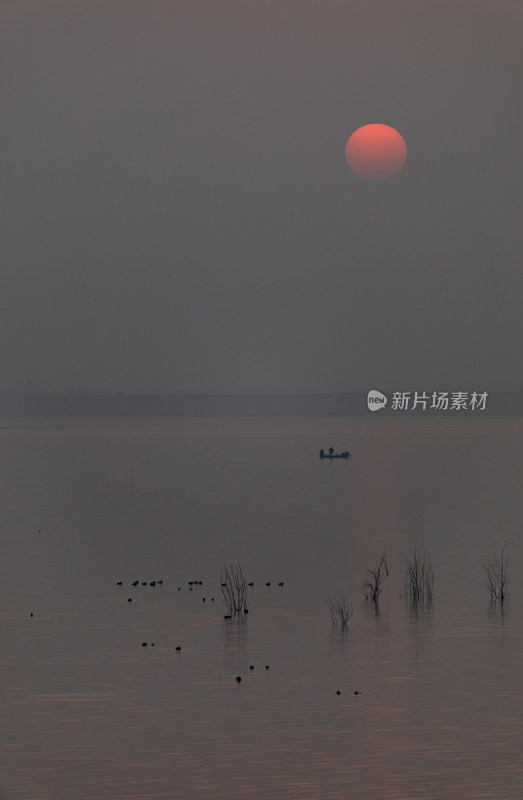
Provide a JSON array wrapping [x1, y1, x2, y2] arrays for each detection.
[[324, 594, 353, 629], [483, 543, 513, 606], [362, 551, 389, 603], [220, 561, 248, 617], [402, 543, 434, 607]]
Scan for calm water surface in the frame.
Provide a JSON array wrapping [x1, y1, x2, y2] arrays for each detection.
[[1, 416, 523, 799]]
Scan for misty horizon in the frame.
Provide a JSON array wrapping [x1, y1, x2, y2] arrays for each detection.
[[0, 389, 520, 419]]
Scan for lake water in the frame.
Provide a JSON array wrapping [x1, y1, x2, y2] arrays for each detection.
[[1, 415, 523, 800]]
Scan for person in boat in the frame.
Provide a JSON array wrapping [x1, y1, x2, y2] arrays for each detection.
[[329, 447, 334, 456], [319, 448, 325, 458]]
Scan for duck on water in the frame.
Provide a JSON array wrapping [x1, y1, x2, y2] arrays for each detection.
[[319, 447, 351, 459]]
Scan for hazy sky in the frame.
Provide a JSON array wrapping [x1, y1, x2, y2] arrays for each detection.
[[2, 0, 522, 394]]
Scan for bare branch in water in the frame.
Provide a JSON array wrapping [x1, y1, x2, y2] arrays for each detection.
[[221, 561, 248, 616], [324, 594, 353, 628], [483, 543, 513, 606], [402, 543, 434, 608], [362, 551, 389, 603]]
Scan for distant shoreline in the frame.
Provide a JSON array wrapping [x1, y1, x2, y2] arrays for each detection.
[[0, 393, 520, 417]]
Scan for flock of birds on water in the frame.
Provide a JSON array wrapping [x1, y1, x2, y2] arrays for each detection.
[[108, 576, 360, 695], [112, 576, 281, 684], [115, 577, 285, 606], [29, 534, 361, 695]]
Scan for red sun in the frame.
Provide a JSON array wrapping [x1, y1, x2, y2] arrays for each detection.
[[345, 124, 407, 181]]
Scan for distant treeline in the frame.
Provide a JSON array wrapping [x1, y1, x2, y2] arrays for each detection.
[[0, 394, 366, 417], [0, 393, 519, 418]]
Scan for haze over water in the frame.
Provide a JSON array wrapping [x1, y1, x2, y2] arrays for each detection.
[[2, 415, 523, 799]]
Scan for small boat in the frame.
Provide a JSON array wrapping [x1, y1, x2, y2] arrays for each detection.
[[319, 448, 351, 459]]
